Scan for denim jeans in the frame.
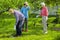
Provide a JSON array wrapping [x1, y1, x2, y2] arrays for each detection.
[[22, 18, 28, 30], [16, 20, 24, 35]]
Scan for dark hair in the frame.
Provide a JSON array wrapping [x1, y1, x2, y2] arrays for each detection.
[[24, 4, 27, 6], [24, 4, 26, 5]]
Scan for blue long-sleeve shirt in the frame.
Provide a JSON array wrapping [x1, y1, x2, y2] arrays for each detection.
[[21, 6, 30, 18]]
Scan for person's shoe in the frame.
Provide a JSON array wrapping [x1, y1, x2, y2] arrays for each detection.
[[13, 34, 21, 37], [13, 34, 18, 37], [44, 32, 48, 34], [25, 29, 28, 32], [22, 29, 24, 32]]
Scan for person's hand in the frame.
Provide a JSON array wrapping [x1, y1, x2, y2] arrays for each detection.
[[36, 15, 39, 18], [40, 13, 42, 16]]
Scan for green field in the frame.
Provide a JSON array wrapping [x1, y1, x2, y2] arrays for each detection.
[[0, 14, 60, 40]]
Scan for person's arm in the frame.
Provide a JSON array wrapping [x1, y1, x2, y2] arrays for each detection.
[[27, 6, 30, 10], [14, 15, 19, 30], [45, 7, 48, 16], [14, 13, 19, 26], [16, 15, 19, 24], [40, 10, 42, 16], [19, 18, 25, 27], [40, 7, 42, 16]]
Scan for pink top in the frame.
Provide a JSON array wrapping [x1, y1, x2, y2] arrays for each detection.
[[40, 6, 48, 16]]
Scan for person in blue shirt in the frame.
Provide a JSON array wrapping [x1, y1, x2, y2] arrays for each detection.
[[21, 2, 30, 32]]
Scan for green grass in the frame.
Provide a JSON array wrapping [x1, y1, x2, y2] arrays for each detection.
[[0, 14, 60, 40]]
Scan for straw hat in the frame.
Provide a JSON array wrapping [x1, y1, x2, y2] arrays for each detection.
[[24, 2, 29, 6]]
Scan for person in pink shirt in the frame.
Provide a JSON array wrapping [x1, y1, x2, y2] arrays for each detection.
[[40, 2, 48, 34]]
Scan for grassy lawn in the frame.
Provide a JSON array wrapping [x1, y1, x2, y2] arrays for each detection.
[[0, 14, 60, 40]]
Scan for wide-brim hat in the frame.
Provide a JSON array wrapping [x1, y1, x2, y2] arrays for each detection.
[[24, 2, 28, 6]]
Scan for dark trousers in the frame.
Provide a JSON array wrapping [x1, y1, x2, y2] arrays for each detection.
[[22, 18, 28, 30], [16, 20, 23, 35]]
